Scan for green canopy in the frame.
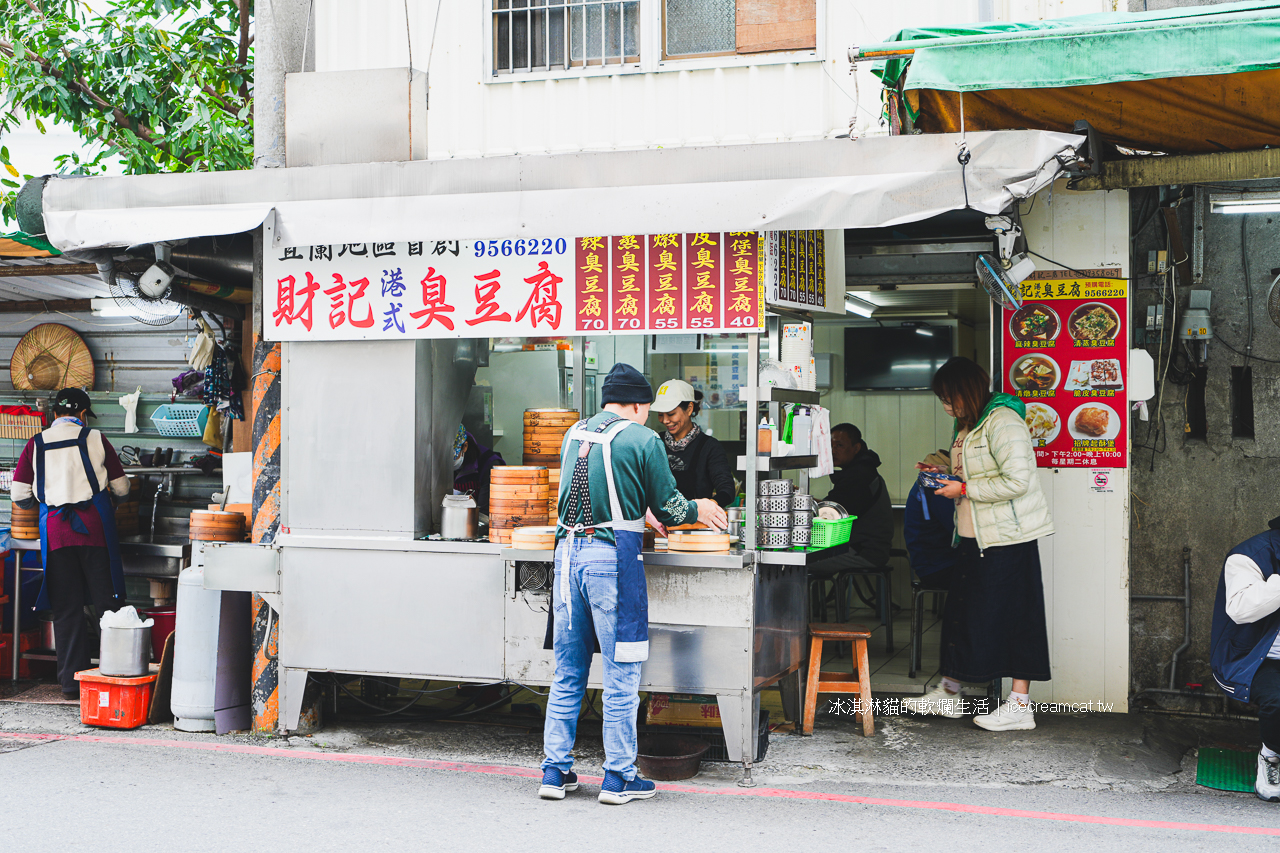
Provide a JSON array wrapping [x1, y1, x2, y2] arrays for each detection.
[[864, 0, 1280, 92], [0, 230, 59, 254]]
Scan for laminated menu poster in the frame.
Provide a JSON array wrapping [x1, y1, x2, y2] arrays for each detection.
[[1001, 273, 1128, 469]]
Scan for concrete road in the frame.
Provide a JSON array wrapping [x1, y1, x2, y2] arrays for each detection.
[[4, 731, 1280, 853]]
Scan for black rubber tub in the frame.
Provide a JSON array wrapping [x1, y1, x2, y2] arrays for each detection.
[[636, 735, 711, 781]]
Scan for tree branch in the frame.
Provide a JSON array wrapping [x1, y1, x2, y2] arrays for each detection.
[[237, 0, 251, 68], [0, 39, 197, 168]]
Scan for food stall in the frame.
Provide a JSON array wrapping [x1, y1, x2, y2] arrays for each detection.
[[28, 127, 1086, 779]]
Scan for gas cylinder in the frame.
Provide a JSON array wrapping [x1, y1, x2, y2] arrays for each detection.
[[170, 561, 221, 732]]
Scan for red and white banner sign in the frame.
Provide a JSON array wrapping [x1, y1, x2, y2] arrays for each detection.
[[264, 235, 764, 342]]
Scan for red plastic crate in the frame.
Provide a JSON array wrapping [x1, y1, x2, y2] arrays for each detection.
[[75, 667, 159, 729]]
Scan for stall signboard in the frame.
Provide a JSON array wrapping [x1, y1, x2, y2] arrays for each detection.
[[764, 230, 826, 310], [265, 234, 765, 342], [1000, 273, 1128, 469]]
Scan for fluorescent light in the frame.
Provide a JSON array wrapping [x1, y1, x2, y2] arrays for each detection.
[[845, 294, 877, 318], [915, 327, 935, 336], [90, 297, 182, 318], [1210, 191, 1280, 214]]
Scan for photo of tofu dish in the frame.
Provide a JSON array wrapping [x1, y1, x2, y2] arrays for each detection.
[[1068, 303, 1121, 342], [1065, 359, 1125, 392], [1009, 303, 1060, 342], [1009, 355, 1060, 391]]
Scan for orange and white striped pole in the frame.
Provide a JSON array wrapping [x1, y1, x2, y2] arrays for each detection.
[[250, 342, 281, 733]]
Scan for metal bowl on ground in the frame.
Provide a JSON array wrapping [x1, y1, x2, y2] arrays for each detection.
[[636, 735, 711, 781]]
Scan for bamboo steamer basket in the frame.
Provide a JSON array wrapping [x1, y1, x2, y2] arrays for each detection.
[[489, 529, 513, 544], [521, 438, 564, 455], [11, 504, 39, 539], [489, 512, 549, 527], [490, 466, 549, 484], [190, 510, 246, 542], [489, 498, 550, 513], [510, 525, 556, 550], [523, 408, 579, 427], [668, 530, 732, 553], [490, 484, 549, 501], [522, 454, 562, 467]]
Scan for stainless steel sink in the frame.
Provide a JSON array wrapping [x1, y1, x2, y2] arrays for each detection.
[[119, 535, 191, 577]]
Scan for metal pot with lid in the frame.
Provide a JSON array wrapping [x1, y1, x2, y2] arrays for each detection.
[[440, 494, 479, 540]]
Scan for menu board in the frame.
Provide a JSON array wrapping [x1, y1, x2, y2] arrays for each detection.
[[1000, 274, 1128, 469]]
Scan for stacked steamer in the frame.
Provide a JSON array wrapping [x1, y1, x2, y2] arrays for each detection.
[[757, 479, 794, 549], [489, 466, 549, 545], [667, 523, 730, 553], [189, 510, 246, 542], [522, 408, 577, 523], [790, 492, 815, 547], [10, 504, 39, 540], [114, 476, 140, 537]]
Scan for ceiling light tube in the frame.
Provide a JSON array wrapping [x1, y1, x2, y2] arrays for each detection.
[[1210, 192, 1280, 214], [845, 294, 877, 318]]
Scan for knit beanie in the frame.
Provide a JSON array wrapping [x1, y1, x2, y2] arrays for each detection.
[[600, 363, 654, 405]]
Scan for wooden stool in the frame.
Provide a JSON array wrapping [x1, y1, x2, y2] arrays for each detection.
[[802, 623, 874, 736]]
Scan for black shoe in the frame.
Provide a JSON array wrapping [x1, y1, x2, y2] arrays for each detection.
[[61, 690, 79, 701]]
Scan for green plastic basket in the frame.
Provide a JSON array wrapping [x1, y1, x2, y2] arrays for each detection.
[[808, 515, 855, 550]]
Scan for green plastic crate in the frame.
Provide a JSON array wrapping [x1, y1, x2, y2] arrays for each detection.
[[808, 515, 855, 550]]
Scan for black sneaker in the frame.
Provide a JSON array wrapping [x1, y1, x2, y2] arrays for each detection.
[[538, 767, 579, 800], [61, 690, 79, 701]]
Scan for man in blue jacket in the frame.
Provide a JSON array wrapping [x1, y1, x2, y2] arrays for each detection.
[[1210, 520, 1280, 802]]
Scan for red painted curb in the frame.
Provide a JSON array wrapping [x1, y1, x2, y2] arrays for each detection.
[[5, 731, 1278, 836]]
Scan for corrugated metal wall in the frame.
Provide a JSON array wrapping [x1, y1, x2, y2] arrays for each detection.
[[0, 310, 198, 395]]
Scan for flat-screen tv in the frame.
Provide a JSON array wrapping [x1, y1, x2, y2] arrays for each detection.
[[844, 326, 954, 391]]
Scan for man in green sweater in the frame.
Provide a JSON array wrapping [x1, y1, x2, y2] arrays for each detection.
[[539, 363, 727, 805]]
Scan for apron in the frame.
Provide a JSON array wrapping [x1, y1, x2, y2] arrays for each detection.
[[544, 416, 650, 663], [32, 426, 126, 610]]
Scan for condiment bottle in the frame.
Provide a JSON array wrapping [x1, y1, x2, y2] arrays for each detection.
[[758, 417, 774, 456]]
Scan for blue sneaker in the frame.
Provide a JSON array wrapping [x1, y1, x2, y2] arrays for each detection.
[[539, 767, 579, 800], [598, 770, 657, 805]]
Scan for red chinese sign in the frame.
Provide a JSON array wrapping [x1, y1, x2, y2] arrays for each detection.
[[611, 235, 645, 331], [1001, 273, 1129, 469], [647, 234, 683, 331], [264, 236, 763, 341]]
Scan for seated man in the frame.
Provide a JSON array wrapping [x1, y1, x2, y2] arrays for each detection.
[[821, 423, 892, 569], [1210, 519, 1280, 802]]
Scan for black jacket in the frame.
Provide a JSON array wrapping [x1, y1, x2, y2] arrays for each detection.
[[824, 447, 893, 567], [665, 430, 736, 507]]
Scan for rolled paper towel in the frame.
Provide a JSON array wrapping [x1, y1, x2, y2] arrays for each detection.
[[118, 386, 142, 434]]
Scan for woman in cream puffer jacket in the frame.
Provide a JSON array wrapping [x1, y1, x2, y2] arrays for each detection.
[[900, 357, 1053, 733]]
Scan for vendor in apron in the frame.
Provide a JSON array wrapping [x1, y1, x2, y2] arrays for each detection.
[[10, 388, 130, 700], [538, 363, 727, 806]]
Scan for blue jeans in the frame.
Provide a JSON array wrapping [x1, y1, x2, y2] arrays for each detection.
[[542, 536, 643, 780]]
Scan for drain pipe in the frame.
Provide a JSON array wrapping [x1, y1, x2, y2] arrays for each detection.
[[1132, 546, 1204, 705]]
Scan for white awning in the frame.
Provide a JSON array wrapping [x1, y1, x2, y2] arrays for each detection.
[[42, 130, 1082, 251]]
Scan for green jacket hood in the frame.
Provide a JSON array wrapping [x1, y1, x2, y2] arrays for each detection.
[[951, 393, 1025, 441]]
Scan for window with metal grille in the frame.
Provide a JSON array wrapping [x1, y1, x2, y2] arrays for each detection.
[[664, 0, 735, 57], [493, 0, 640, 74]]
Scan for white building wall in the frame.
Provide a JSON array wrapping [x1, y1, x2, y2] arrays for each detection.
[[1021, 183, 1131, 711], [314, 0, 1117, 159]]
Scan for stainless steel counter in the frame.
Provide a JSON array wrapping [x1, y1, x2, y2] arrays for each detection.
[[211, 535, 805, 782]]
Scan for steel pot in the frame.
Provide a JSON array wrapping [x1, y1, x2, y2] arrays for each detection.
[[440, 494, 479, 539], [99, 625, 151, 677], [38, 613, 55, 652]]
